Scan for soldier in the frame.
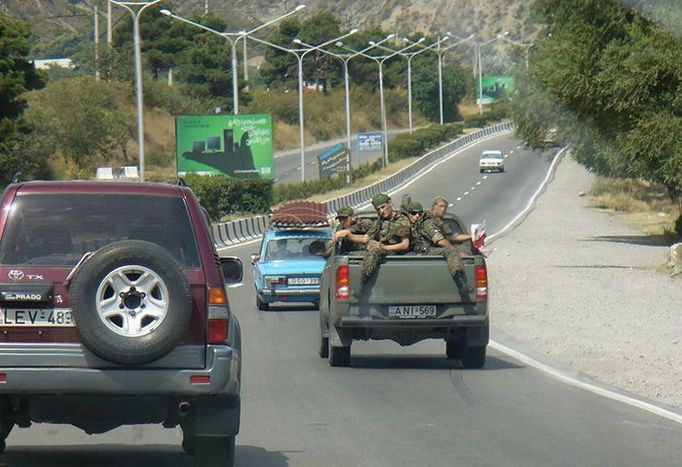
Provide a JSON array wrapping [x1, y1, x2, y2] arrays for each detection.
[[330, 206, 373, 255], [406, 201, 465, 278], [335, 193, 410, 284], [427, 196, 472, 245]]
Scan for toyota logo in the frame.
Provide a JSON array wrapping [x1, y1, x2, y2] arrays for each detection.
[[8, 270, 24, 281]]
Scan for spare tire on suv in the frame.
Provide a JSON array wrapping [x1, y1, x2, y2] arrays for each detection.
[[69, 240, 193, 365]]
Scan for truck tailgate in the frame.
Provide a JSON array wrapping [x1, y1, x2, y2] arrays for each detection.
[[347, 254, 481, 304]]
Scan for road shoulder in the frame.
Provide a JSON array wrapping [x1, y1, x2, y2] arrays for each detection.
[[487, 156, 681, 410]]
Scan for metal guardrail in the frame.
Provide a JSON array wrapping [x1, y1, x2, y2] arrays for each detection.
[[213, 121, 515, 248]]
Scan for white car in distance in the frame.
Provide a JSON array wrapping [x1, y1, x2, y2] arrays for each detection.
[[479, 149, 505, 173]]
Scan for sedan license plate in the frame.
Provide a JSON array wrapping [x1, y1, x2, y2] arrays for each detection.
[[388, 305, 437, 319], [287, 277, 319, 286], [0, 308, 75, 327]]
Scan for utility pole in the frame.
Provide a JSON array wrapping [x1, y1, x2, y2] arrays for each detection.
[[107, 1, 112, 44]]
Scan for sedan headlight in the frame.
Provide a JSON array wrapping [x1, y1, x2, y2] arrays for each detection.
[[265, 276, 286, 287]]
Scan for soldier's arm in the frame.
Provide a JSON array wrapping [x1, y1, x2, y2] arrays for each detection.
[[380, 237, 410, 252], [451, 233, 472, 244], [425, 219, 453, 248]]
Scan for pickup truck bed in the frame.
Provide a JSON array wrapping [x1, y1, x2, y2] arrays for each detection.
[[319, 242, 489, 368]]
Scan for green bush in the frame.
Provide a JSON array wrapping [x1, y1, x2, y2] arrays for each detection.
[[464, 106, 509, 128], [675, 214, 682, 236], [183, 174, 273, 220]]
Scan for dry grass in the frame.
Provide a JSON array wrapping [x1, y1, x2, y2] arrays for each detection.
[[588, 177, 681, 243]]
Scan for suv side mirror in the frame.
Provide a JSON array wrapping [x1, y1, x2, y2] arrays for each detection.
[[250, 253, 260, 264], [220, 256, 243, 283]]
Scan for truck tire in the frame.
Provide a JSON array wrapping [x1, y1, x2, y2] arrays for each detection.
[[319, 330, 329, 359], [69, 240, 193, 365], [192, 435, 235, 467], [328, 344, 351, 367], [446, 339, 465, 359], [256, 295, 269, 311], [462, 345, 486, 369]]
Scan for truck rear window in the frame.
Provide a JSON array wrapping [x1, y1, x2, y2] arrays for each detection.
[[0, 194, 201, 267]]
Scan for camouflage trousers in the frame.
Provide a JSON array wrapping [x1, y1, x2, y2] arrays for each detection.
[[424, 246, 464, 278], [359, 245, 389, 284]]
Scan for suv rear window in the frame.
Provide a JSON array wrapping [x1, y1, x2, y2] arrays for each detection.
[[0, 194, 201, 267]]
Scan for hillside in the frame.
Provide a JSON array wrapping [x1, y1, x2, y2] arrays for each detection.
[[1, 0, 536, 57]]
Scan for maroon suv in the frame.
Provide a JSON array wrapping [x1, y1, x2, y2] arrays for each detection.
[[0, 180, 242, 467]]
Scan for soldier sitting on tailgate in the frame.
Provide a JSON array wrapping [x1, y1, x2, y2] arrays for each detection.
[[334, 193, 410, 284], [330, 206, 374, 255], [406, 201, 465, 278], [426, 196, 473, 245]]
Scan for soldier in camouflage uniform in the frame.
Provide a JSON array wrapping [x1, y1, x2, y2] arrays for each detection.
[[330, 206, 374, 255], [335, 193, 411, 284], [406, 201, 464, 278], [427, 196, 473, 245]]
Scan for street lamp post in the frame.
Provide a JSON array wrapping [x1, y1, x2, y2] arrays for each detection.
[[160, 5, 305, 115], [293, 39, 356, 185], [497, 34, 534, 70], [436, 34, 475, 124], [374, 37, 446, 133], [109, 0, 163, 182], [249, 29, 357, 183], [476, 35, 501, 115], [339, 37, 423, 167]]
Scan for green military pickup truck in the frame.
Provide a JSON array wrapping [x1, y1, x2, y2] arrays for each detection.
[[318, 213, 489, 368]]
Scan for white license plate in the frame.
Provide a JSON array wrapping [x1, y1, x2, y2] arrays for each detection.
[[388, 305, 437, 319], [0, 308, 75, 327], [287, 277, 319, 285]]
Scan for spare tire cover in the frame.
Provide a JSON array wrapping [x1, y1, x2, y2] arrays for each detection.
[[69, 240, 193, 365]]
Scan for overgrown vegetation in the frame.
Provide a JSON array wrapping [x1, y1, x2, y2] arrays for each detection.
[[511, 0, 682, 232]]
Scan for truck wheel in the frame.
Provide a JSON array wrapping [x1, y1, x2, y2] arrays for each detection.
[[193, 435, 235, 467], [328, 344, 351, 367], [446, 339, 465, 359], [69, 240, 192, 365], [462, 345, 486, 369], [256, 296, 269, 311]]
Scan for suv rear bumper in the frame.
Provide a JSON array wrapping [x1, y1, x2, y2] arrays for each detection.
[[0, 344, 240, 396]]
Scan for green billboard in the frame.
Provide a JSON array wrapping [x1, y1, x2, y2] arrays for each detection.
[[176, 114, 273, 179], [476, 75, 515, 105]]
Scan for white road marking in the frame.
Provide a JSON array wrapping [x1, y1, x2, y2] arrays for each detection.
[[456, 197, 462, 201], [482, 175, 488, 180], [463, 191, 469, 196], [476, 181, 482, 186], [489, 340, 682, 425], [470, 187, 476, 191]]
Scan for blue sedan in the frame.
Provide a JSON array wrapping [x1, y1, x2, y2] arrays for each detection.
[[251, 227, 332, 310]]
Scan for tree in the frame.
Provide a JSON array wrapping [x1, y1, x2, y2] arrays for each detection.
[[0, 13, 47, 185], [512, 0, 682, 209], [411, 55, 468, 122]]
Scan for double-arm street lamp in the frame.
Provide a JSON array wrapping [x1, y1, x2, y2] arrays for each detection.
[[338, 36, 424, 167], [476, 35, 504, 115], [292, 39, 355, 184], [436, 33, 475, 124], [373, 36, 442, 133], [496, 33, 534, 70], [249, 29, 357, 183], [160, 5, 305, 115], [109, 0, 163, 182], [291, 31, 357, 182]]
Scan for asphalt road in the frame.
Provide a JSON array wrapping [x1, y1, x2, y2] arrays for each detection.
[[4, 133, 681, 466]]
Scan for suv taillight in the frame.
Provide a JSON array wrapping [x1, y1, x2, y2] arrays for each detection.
[[207, 286, 230, 343], [475, 265, 488, 300], [336, 266, 349, 301]]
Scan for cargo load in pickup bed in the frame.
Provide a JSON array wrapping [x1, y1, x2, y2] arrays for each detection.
[[319, 212, 489, 368]]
